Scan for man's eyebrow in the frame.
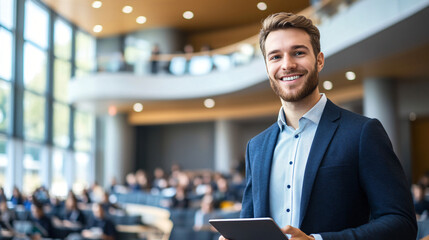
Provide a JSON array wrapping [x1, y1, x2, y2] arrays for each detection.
[[292, 45, 310, 50], [267, 49, 281, 56], [267, 45, 310, 56]]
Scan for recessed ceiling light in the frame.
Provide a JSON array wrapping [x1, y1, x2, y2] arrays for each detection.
[[133, 103, 144, 112], [108, 105, 117, 116], [323, 80, 333, 90], [257, 2, 267, 11], [204, 98, 215, 108], [93, 25, 103, 33], [345, 71, 356, 80], [122, 5, 133, 14], [409, 112, 417, 121], [183, 11, 194, 20], [92, 1, 102, 9], [136, 16, 147, 24]]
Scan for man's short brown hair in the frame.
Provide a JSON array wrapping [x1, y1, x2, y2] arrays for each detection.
[[259, 12, 321, 58]]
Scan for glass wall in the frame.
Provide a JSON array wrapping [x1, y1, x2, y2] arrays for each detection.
[[23, 0, 48, 144], [0, 137, 7, 187], [0, 0, 96, 197]]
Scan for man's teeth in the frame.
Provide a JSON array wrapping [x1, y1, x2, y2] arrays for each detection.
[[281, 75, 300, 81]]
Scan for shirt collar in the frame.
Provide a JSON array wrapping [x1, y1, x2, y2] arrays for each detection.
[[277, 94, 327, 131]]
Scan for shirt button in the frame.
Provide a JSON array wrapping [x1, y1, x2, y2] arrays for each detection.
[[287, 185, 291, 189], [289, 161, 293, 165], [294, 134, 299, 138], [286, 209, 290, 212]]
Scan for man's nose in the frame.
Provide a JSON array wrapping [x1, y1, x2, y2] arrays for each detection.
[[281, 55, 297, 70]]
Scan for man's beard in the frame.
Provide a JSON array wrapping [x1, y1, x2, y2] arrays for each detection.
[[269, 63, 319, 102]]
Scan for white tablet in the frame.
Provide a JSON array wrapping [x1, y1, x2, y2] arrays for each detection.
[[209, 217, 288, 240]]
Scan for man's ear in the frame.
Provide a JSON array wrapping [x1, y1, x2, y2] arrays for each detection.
[[317, 52, 324, 72]]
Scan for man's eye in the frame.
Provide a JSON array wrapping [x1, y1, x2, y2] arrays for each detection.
[[270, 55, 280, 60], [295, 51, 305, 56]]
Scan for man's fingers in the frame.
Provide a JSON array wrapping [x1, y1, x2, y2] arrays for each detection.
[[282, 225, 304, 237], [218, 236, 229, 240]]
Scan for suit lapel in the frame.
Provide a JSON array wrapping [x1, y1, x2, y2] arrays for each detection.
[[256, 124, 280, 217], [299, 100, 341, 226]]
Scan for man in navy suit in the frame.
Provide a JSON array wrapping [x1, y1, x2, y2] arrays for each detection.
[[220, 12, 416, 240]]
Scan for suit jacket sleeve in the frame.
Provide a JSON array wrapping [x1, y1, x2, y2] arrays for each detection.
[[320, 119, 417, 240]]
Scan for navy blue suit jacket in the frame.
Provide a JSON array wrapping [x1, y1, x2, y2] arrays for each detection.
[[240, 100, 417, 240]]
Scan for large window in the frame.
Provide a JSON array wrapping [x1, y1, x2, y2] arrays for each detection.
[[51, 149, 68, 197], [75, 30, 96, 76], [53, 18, 72, 148], [53, 102, 70, 147], [73, 152, 90, 194], [0, 81, 11, 133], [23, 0, 48, 143], [0, 0, 14, 30], [74, 111, 94, 152], [0, 28, 13, 81], [23, 144, 42, 195], [0, 137, 7, 187], [53, 18, 72, 102], [24, 0, 48, 49], [2, 0, 97, 197], [23, 91, 45, 142]]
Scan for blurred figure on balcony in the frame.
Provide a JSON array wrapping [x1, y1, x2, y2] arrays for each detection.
[[150, 44, 160, 74]]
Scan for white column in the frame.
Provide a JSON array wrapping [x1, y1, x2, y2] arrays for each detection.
[[363, 78, 399, 154], [214, 120, 236, 174], [103, 114, 134, 188]]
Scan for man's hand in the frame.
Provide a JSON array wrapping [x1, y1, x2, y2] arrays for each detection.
[[282, 225, 315, 240], [218, 236, 228, 240]]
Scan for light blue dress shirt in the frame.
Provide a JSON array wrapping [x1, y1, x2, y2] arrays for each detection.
[[270, 94, 327, 240]]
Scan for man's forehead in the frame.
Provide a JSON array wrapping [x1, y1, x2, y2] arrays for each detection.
[[265, 28, 312, 51]]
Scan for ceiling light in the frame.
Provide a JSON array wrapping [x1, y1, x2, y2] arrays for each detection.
[[257, 2, 267, 11], [409, 112, 417, 121], [93, 25, 103, 33], [136, 16, 147, 24], [323, 80, 333, 90], [345, 71, 356, 80], [122, 5, 133, 14], [108, 105, 117, 116], [133, 103, 144, 112], [92, 1, 102, 8], [183, 11, 194, 20], [204, 98, 215, 108]]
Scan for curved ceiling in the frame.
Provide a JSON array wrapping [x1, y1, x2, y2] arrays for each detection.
[[41, 0, 309, 37]]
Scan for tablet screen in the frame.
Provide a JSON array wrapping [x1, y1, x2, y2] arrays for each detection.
[[209, 217, 288, 240]]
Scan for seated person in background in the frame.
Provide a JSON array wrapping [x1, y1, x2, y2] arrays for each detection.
[[135, 169, 151, 192], [10, 186, 24, 206], [125, 173, 140, 192], [46, 196, 64, 219], [82, 203, 117, 240], [0, 200, 16, 235], [213, 176, 238, 209], [413, 183, 429, 220], [170, 185, 189, 209], [0, 187, 7, 203], [55, 192, 86, 229], [194, 195, 219, 232], [30, 201, 54, 239], [100, 191, 122, 216]]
